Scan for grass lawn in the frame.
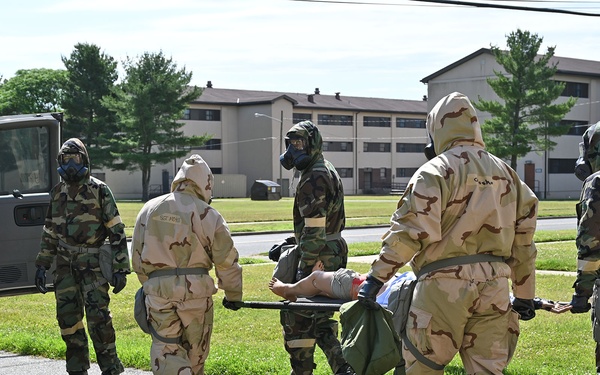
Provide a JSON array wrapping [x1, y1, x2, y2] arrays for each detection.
[[0, 240, 594, 374]]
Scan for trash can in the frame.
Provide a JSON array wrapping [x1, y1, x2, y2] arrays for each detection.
[[251, 180, 281, 201]]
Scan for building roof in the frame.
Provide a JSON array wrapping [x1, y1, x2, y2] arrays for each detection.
[[191, 85, 428, 115], [420, 48, 600, 83]]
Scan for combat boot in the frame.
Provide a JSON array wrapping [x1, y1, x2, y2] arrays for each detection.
[[68, 371, 88, 375]]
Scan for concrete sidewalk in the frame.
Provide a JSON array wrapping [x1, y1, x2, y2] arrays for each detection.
[[0, 350, 151, 375]]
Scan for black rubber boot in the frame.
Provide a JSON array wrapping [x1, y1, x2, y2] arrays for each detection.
[[335, 363, 356, 375]]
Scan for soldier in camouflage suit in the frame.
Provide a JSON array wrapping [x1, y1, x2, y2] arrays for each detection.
[[358, 92, 538, 375], [571, 121, 600, 374], [131, 154, 242, 375], [278, 121, 355, 375], [34, 138, 130, 375]]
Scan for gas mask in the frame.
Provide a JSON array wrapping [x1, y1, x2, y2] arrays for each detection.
[[57, 153, 88, 182], [575, 141, 592, 181], [575, 124, 597, 181], [424, 134, 436, 160], [280, 136, 311, 170]]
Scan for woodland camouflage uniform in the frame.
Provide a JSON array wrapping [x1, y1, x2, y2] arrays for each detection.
[[132, 154, 242, 375], [366, 92, 538, 374], [572, 122, 600, 372], [280, 121, 351, 375], [36, 138, 130, 375]]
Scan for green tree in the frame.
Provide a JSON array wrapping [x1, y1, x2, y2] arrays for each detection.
[[62, 43, 119, 169], [103, 51, 208, 201], [0, 69, 67, 115], [474, 29, 576, 169]]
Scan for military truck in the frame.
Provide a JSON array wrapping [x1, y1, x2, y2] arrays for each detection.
[[0, 113, 62, 296]]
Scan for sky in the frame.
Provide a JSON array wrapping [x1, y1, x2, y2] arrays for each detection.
[[2, 0, 600, 102]]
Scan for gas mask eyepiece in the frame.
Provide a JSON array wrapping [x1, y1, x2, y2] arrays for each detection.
[[575, 141, 592, 181]]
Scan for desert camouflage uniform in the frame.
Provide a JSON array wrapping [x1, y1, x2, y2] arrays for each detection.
[[572, 123, 600, 370], [280, 121, 350, 375], [36, 138, 130, 375], [131, 154, 242, 375], [367, 92, 538, 374]]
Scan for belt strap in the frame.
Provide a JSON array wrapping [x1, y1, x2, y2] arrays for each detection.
[[148, 267, 209, 279], [404, 253, 505, 371], [325, 232, 342, 241], [416, 254, 505, 279], [59, 240, 100, 254]]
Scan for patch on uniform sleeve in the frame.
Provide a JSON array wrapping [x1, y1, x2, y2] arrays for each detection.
[[153, 213, 183, 224]]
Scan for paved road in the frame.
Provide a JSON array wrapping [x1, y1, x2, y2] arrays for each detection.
[[4, 217, 577, 375], [231, 217, 578, 257]]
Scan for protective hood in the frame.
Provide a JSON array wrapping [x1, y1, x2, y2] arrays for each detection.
[[426, 92, 485, 155], [58, 137, 90, 181], [171, 154, 213, 203], [576, 122, 600, 179], [284, 120, 323, 167]]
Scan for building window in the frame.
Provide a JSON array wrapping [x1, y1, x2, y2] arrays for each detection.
[[194, 138, 221, 150], [559, 81, 589, 98], [318, 114, 353, 126], [396, 143, 426, 153], [562, 120, 591, 136], [323, 141, 353, 152], [183, 109, 221, 121], [380, 168, 387, 179], [363, 142, 390, 152], [396, 167, 419, 177], [364, 116, 391, 127], [396, 118, 426, 128], [337, 168, 353, 178], [211, 167, 222, 174], [293, 113, 312, 123], [549, 158, 577, 173]]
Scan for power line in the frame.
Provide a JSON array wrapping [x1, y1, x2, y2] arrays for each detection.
[[289, 0, 600, 16]]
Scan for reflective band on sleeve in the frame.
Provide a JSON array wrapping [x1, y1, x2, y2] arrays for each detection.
[[286, 338, 316, 348], [304, 217, 326, 227]]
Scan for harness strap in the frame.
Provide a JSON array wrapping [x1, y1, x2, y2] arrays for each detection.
[[59, 240, 100, 254], [405, 253, 506, 370], [149, 324, 182, 344], [148, 267, 209, 279], [416, 254, 505, 279], [326, 232, 342, 241], [83, 277, 109, 293]]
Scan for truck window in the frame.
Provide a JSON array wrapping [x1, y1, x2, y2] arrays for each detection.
[[0, 126, 52, 195]]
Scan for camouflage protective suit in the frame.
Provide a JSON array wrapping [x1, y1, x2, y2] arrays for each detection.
[[280, 121, 351, 375], [131, 154, 242, 375], [36, 138, 130, 375], [572, 122, 600, 372], [365, 92, 538, 374]]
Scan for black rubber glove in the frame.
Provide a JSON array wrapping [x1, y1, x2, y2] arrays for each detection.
[[111, 272, 128, 294], [357, 275, 384, 310], [223, 297, 241, 311], [34, 265, 48, 294], [295, 268, 309, 282], [512, 297, 536, 320], [570, 294, 592, 314]]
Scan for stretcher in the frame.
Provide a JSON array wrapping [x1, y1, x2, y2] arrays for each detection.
[[237, 296, 572, 313], [237, 296, 350, 311]]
